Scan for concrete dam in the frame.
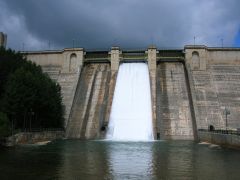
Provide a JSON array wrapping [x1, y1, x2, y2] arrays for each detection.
[[25, 45, 240, 140]]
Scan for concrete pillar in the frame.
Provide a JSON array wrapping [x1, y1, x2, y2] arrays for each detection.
[[104, 47, 121, 129], [0, 32, 7, 48], [110, 47, 121, 71], [147, 45, 157, 71], [146, 45, 158, 139]]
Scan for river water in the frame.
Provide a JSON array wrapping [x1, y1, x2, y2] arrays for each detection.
[[0, 140, 240, 179]]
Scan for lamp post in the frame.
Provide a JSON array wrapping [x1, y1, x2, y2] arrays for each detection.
[[223, 107, 230, 131]]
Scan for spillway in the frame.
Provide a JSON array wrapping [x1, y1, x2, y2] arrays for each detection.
[[106, 63, 153, 141]]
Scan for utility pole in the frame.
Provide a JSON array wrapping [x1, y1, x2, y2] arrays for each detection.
[[194, 36, 196, 46], [22, 43, 25, 51], [72, 39, 75, 49], [113, 38, 117, 46]]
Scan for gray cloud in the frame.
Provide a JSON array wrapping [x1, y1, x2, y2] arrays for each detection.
[[0, 0, 240, 50]]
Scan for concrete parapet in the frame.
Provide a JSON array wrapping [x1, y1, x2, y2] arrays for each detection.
[[25, 48, 84, 73], [185, 45, 240, 70], [198, 131, 240, 149]]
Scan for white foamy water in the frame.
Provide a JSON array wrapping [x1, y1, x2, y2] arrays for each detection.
[[106, 63, 153, 141]]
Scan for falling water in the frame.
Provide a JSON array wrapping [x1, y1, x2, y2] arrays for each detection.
[[106, 63, 153, 141]]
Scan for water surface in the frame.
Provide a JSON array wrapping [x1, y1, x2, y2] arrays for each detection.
[[0, 140, 240, 179]]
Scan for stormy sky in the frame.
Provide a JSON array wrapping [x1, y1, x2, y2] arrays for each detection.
[[1, 0, 240, 51]]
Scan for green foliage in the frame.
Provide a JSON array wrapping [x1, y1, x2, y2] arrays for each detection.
[[0, 112, 10, 137], [0, 47, 64, 131], [0, 47, 28, 97]]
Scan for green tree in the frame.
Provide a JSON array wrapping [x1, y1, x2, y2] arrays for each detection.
[[0, 47, 28, 98], [0, 112, 10, 137], [0, 48, 64, 132]]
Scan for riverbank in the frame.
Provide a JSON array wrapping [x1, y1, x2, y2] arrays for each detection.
[[198, 130, 240, 149], [3, 131, 64, 146]]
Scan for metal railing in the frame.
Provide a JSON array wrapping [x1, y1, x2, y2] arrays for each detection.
[[198, 129, 240, 136], [19, 128, 65, 133]]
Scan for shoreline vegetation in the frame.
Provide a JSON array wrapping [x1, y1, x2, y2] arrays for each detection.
[[0, 47, 64, 146]]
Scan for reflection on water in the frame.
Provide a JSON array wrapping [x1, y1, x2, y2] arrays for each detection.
[[59, 140, 111, 179], [152, 142, 193, 179], [108, 142, 154, 179], [0, 140, 240, 179]]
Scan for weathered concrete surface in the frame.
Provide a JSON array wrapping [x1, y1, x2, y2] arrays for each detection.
[[198, 131, 240, 149], [40, 65, 81, 126], [103, 47, 120, 129], [146, 46, 158, 139], [185, 46, 240, 131], [66, 63, 111, 139], [25, 49, 83, 127], [103, 71, 117, 129], [157, 62, 193, 140]]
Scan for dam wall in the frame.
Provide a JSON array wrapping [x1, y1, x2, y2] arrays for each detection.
[[25, 49, 84, 127], [66, 63, 111, 139], [157, 62, 193, 140], [24, 45, 240, 140], [25, 48, 119, 139], [185, 46, 240, 132]]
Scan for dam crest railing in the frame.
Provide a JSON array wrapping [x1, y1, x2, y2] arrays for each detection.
[[198, 129, 240, 136]]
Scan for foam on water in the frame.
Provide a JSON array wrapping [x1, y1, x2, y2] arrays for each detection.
[[106, 63, 153, 141]]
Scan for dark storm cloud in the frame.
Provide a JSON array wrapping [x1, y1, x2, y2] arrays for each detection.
[[1, 0, 240, 50]]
